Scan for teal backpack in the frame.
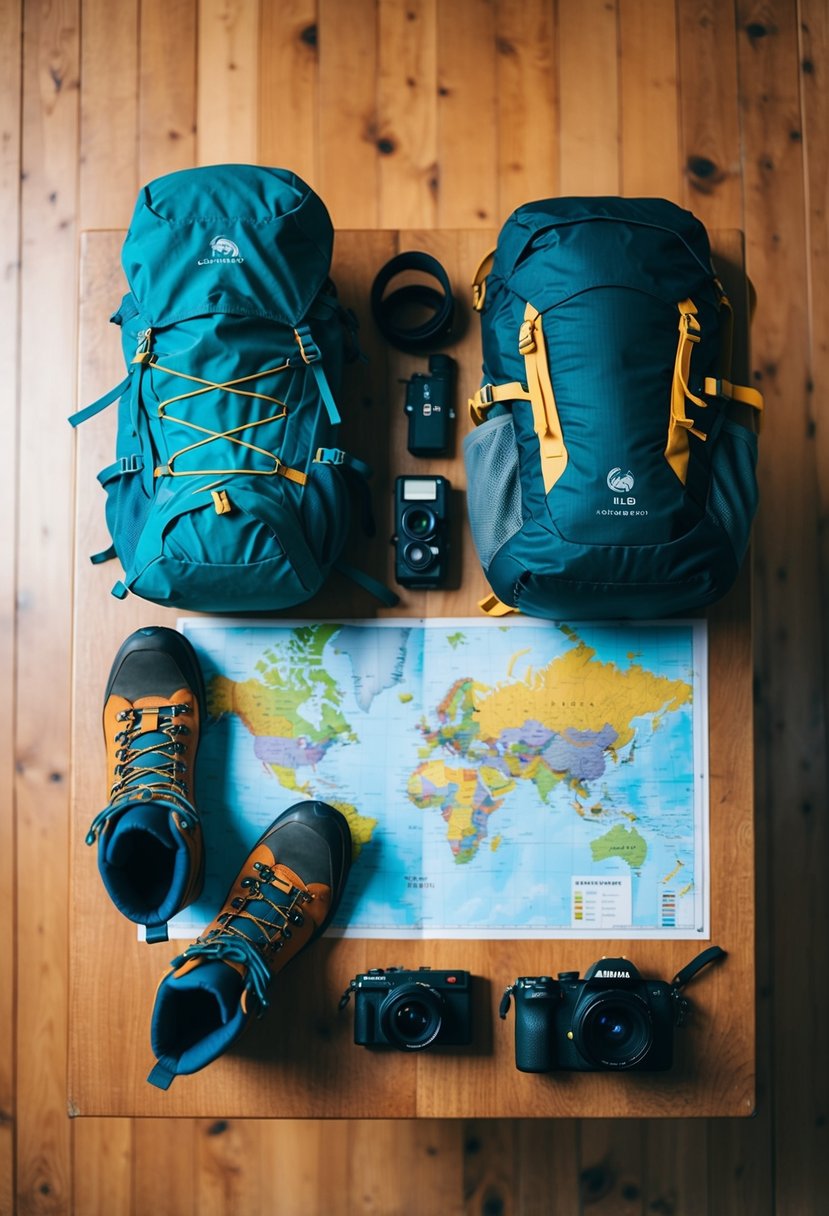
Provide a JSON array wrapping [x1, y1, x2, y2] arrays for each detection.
[[464, 197, 764, 619], [71, 164, 391, 613]]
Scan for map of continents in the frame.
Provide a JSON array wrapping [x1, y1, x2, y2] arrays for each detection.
[[180, 618, 705, 938]]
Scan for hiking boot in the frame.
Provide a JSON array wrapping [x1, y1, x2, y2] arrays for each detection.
[[86, 625, 206, 944], [147, 799, 352, 1089]]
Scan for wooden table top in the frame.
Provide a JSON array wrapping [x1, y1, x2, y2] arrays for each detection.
[[69, 229, 755, 1119]]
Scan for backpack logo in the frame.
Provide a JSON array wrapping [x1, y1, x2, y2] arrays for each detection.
[[197, 235, 244, 266], [606, 468, 634, 494], [600, 466, 646, 516]]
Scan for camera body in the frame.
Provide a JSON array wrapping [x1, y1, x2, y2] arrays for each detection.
[[348, 966, 472, 1051], [504, 958, 675, 1073], [393, 475, 450, 589], [404, 354, 456, 457]]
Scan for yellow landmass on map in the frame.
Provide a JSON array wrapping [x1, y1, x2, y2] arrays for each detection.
[[326, 800, 378, 859], [210, 675, 296, 738], [267, 764, 312, 795], [472, 638, 691, 754]]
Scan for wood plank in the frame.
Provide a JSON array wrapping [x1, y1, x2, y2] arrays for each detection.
[[139, 0, 198, 184], [494, 0, 559, 220], [259, 0, 318, 186], [514, 1121, 582, 1216], [197, 0, 260, 167], [16, 2, 80, 1211], [79, 0, 139, 227], [619, 0, 682, 200], [643, 1119, 708, 1215], [0, 2, 21, 1211], [462, 1121, 515, 1216], [579, 1121, 644, 1215], [318, 0, 380, 228], [558, 0, 620, 194], [68, 228, 756, 1120], [134, 1119, 197, 1215], [72, 1118, 133, 1215], [676, 0, 744, 227], [377, 0, 439, 228], [349, 1121, 465, 1216], [736, 9, 828, 1216], [436, 0, 498, 227]]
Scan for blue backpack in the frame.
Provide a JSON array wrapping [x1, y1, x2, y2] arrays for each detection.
[[464, 197, 764, 619], [71, 164, 392, 613]]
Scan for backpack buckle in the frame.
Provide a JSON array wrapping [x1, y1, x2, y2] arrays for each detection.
[[315, 447, 344, 464], [119, 454, 143, 474], [294, 326, 321, 365], [518, 319, 536, 355]]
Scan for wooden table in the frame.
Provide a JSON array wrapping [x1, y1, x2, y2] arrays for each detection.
[[69, 230, 755, 1119]]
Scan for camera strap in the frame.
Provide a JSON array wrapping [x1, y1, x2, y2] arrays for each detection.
[[370, 251, 455, 353], [670, 944, 727, 1024]]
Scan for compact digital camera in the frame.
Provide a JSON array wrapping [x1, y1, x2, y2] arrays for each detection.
[[404, 353, 456, 457], [341, 966, 472, 1051], [392, 475, 450, 589], [500, 957, 677, 1073]]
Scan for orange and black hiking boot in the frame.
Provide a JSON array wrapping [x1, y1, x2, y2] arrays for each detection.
[[147, 799, 351, 1089], [86, 626, 206, 944]]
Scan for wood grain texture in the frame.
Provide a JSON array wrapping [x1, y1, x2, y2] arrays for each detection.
[[16, 2, 80, 1211], [0, 3, 21, 1212], [68, 228, 755, 1120], [197, 0, 260, 167], [8, 0, 829, 1209], [558, 0, 620, 194], [737, 8, 829, 1216], [619, 0, 681, 199]]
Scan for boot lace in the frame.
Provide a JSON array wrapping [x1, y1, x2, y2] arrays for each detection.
[[172, 861, 313, 1012], [86, 703, 198, 845]]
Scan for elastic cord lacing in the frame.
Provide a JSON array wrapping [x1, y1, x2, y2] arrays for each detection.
[[85, 704, 198, 845], [171, 862, 313, 1013]]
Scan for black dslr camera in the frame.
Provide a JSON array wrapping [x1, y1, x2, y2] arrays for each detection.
[[404, 354, 456, 457], [340, 966, 472, 1051], [392, 475, 450, 589], [500, 948, 726, 1073]]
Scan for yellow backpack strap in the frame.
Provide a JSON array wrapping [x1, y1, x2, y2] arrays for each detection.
[[469, 381, 531, 425], [520, 303, 568, 495], [478, 592, 518, 617], [472, 247, 496, 313], [666, 299, 708, 483]]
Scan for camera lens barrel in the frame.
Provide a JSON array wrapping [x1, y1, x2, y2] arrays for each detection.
[[574, 992, 654, 1069], [379, 983, 445, 1051]]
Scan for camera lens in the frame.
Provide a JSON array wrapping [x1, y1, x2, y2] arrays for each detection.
[[402, 506, 436, 541], [380, 984, 443, 1050], [575, 993, 653, 1069], [403, 541, 435, 571]]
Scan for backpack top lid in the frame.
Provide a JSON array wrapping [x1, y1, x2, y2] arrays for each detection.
[[122, 164, 333, 328], [493, 196, 715, 315]]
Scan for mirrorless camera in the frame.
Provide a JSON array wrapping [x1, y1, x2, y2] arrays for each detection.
[[392, 475, 450, 589], [340, 966, 472, 1051], [501, 957, 678, 1073], [404, 353, 456, 456]]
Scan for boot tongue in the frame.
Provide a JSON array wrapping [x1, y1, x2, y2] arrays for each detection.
[[103, 801, 177, 865], [173, 960, 244, 1022], [121, 707, 182, 796]]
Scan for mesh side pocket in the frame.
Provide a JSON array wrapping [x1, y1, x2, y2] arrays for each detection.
[[463, 413, 523, 571], [103, 470, 151, 572]]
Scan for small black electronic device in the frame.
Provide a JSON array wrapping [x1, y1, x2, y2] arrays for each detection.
[[500, 947, 726, 1073], [392, 475, 450, 589], [339, 967, 473, 1051], [404, 354, 456, 457]]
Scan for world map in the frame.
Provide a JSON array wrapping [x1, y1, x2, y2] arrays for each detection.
[[170, 618, 708, 940]]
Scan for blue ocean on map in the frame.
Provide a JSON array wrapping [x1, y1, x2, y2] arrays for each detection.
[[170, 618, 708, 940]]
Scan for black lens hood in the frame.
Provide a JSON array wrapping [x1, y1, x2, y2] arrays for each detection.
[[370, 251, 455, 353]]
